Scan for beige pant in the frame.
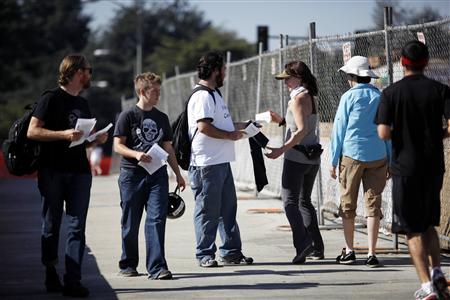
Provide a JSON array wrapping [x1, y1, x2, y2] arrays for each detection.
[[338, 156, 387, 219]]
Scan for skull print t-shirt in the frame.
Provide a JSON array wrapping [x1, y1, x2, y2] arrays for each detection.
[[114, 105, 172, 170], [33, 87, 92, 173]]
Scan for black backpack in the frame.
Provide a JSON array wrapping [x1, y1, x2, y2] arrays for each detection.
[[171, 85, 219, 170], [2, 102, 41, 176]]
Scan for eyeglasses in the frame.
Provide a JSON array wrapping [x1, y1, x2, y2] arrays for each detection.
[[81, 67, 92, 75]]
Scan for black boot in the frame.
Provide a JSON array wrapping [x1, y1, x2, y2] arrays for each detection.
[[45, 266, 63, 293]]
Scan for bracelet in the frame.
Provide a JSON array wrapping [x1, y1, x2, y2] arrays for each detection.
[[278, 117, 286, 127]]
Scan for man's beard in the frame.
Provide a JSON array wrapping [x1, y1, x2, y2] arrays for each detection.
[[82, 78, 91, 89], [215, 73, 224, 88]]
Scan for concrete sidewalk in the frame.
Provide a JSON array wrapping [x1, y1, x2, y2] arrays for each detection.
[[0, 175, 448, 299]]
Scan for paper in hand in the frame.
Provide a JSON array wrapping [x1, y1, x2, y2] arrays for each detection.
[[255, 111, 272, 123], [87, 123, 113, 142], [138, 143, 169, 175], [69, 118, 97, 148], [243, 122, 260, 138]]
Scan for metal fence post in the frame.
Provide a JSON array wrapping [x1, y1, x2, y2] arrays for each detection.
[[174, 65, 182, 105], [309, 22, 324, 226], [278, 34, 285, 121], [384, 7, 394, 86], [225, 51, 232, 105], [309, 22, 316, 74], [256, 42, 263, 117], [162, 72, 169, 113], [384, 6, 398, 250], [254, 43, 264, 196]]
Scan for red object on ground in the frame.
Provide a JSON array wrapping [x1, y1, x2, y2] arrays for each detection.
[[99, 156, 111, 176]]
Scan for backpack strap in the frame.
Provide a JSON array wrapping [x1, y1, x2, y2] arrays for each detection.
[[214, 88, 222, 98], [187, 84, 219, 141], [190, 84, 217, 104]]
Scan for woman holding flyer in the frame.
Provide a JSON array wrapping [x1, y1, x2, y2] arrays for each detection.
[[113, 72, 185, 280], [265, 61, 324, 264]]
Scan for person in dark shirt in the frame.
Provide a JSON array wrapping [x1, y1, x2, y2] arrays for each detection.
[[113, 72, 185, 280], [27, 54, 108, 297], [375, 40, 450, 300]]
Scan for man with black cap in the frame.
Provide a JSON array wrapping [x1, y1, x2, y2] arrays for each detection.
[[187, 52, 253, 268], [375, 40, 450, 300]]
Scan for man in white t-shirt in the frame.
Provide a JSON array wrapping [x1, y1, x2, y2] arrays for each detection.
[[187, 52, 254, 268]]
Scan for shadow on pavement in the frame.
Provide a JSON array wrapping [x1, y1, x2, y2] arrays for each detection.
[[114, 281, 320, 294], [0, 179, 117, 299]]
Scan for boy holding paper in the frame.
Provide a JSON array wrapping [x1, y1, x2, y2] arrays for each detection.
[[113, 72, 185, 280]]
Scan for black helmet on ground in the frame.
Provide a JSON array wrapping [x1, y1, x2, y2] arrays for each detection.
[[167, 187, 185, 219]]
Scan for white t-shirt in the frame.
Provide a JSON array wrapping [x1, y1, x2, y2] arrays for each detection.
[[187, 87, 235, 166]]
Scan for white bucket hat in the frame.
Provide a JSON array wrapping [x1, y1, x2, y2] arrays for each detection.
[[339, 56, 379, 79]]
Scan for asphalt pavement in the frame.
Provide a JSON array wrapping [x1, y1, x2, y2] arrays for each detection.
[[0, 175, 449, 300]]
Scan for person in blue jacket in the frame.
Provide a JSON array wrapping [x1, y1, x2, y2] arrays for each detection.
[[330, 56, 390, 268]]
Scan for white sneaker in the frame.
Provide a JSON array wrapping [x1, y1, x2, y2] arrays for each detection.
[[414, 287, 438, 300]]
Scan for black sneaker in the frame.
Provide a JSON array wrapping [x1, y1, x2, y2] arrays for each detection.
[[336, 248, 356, 264], [365, 255, 382, 268], [292, 244, 314, 265], [45, 266, 63, 293], [220, 253, 254, 265], [62, 281, 89, 298], [307, 250, 325, 260], [118, 267, 139, 277]]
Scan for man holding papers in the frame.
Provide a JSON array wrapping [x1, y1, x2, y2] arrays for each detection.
[[113, 72, 185, 280], [27, 54, 108, 297], [187, 52, 253, 268]]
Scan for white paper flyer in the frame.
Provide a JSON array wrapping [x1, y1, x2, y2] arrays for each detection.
[[243, 122, 260, 138], [255, 111, 272, 123], [138, 144, 169, 175], [87, 123, 113, 142], [69, 118, 96, 148]]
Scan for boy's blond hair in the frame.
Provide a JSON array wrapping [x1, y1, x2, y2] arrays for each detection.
[[134, 72, 162, 97]]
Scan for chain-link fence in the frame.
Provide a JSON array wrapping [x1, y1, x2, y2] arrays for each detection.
[[124, 18, 450, 246]]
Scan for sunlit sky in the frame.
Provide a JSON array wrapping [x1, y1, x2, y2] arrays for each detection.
[[83, 0, 450, 50]]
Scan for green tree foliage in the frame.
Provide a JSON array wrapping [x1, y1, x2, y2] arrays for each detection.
[[94, 0, 253, 97], [0, 0, 254, 144], [150, 27, 254, 76], [0, 0, 90, 141], [93, 0, 212, 99]]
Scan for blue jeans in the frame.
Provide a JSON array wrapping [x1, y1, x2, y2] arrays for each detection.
[[37, 168, 92, 284], [189, 163, 242, 261], [118, 166, 169, 278]]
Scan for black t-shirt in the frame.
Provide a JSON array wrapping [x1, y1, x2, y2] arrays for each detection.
[[113, 105, 172, 170], [33, 87, 92, 173], [375, 74, 450, 176]]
